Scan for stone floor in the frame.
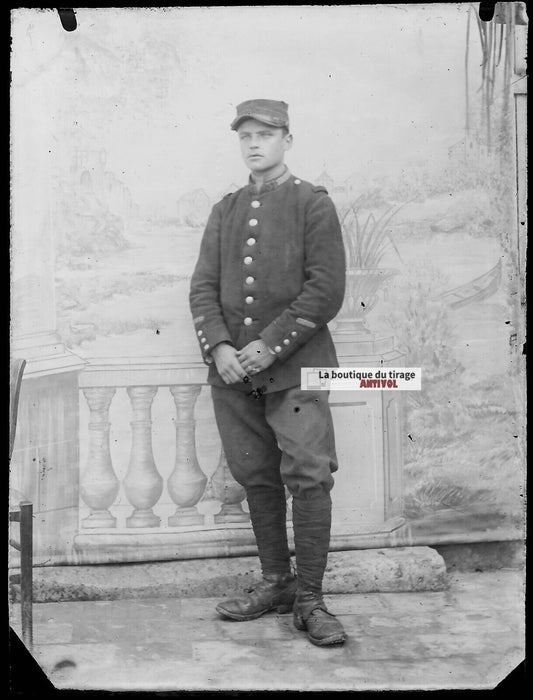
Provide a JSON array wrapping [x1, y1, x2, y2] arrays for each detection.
[[9, 570, 525, 692]]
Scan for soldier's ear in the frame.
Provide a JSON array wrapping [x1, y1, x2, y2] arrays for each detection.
[[283, 133, 293, 151]]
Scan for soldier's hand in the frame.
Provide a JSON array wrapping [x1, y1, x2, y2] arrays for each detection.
[[211, 343, 248, 384], [237, 340, 276, 375]]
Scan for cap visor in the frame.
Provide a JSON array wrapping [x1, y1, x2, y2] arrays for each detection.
[[231, 114, 285, 131]]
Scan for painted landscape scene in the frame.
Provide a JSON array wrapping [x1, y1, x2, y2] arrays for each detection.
[[13, 6, 526, 544]]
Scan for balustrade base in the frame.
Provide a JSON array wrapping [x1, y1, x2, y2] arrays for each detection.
[[69, 517, 409, 564], [214, 504, 250, 524], [82, 510, 117, 529], [126, 509, 161, 528], [73, 527, 259, 563], [168, 507, 205, 527]]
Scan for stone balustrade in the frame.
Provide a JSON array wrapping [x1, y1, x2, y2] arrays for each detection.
[[73, 346, 408, 564]]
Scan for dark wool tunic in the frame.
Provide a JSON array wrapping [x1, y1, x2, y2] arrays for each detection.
[[189, 171, 346, 393]]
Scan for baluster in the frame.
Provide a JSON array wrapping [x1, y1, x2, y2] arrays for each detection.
[[199, 471, 217, 505], [167, 385, 207, 526], [80, 387, 119, 528], [123, 386, 163, 528], [212, 447, 250, 524]]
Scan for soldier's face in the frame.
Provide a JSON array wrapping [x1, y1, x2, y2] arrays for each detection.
[[237, 119, 292, 174]]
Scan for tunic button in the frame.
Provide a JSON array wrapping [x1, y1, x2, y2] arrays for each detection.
[[244, 317, 253, 326], [245, 296, 254, 304], [197, 330, 203, 337], [245, 276, 255, 285], [283, 339, 290, 345], [204, 344, 210, 350], [246, 238, 256, 246], [244, 256, 253, 265], [251, 200, 261, 208], [294, 179, 301, 185], [274, 346, 282, 353], [201, 337, 207, 344], [249, 218, 258, 227], [291, 331, 298, 337]]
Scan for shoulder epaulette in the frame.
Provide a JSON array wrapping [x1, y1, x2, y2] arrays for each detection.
[[312, 185, 329, 195]]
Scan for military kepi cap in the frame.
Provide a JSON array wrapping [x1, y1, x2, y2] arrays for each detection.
[[231, 99, 289, 131]]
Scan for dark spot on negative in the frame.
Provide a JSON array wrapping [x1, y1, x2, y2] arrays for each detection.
[[53, 659, 77, 670], [478, 2, 495, 22], [57, 9, 77, 31], [294, 407, 300, 413]]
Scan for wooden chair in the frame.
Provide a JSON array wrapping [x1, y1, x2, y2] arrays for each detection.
[[9, 358, 33, 650]]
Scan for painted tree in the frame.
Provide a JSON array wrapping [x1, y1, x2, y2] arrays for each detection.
[[465, 2, 527, 372]]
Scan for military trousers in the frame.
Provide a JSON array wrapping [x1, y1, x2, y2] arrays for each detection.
[[211, 385, 338, 500]]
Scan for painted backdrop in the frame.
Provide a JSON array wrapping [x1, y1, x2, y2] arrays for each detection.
[[11, 5, 526, 550]]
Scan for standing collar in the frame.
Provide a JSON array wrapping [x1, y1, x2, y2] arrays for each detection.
[[248, 165, 292, 194]]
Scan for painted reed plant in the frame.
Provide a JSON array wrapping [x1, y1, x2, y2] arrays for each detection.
[[340, 198, 407, 268]]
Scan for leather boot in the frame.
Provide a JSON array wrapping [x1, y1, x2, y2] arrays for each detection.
[[293, 590, 347, 646], [215, 572, 297, 621], [291, 493, 347, 645]]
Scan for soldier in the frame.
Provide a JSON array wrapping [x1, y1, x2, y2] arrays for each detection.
[[189, 99, 347, 646]]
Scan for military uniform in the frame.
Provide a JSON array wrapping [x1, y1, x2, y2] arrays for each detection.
[[189, 99, 348, 646], [190, 169, 345, 394]]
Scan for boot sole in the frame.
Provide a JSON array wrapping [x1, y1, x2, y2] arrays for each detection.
[[294, 615, 347, 646], [307, 631, 347, 646], [216, 603, 294, 621]]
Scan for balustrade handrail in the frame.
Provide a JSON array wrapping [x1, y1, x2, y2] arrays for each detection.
[[79, 355, 209, 389]]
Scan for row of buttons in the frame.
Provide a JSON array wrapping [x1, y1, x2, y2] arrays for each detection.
[[272, 330, 299, 353], [242, 201, 261, 325], [196, 329, 210, 351], [242, 189, 299, 329]]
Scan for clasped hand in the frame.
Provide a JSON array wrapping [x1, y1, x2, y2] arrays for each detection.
[[211, 340, 276, 385]]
